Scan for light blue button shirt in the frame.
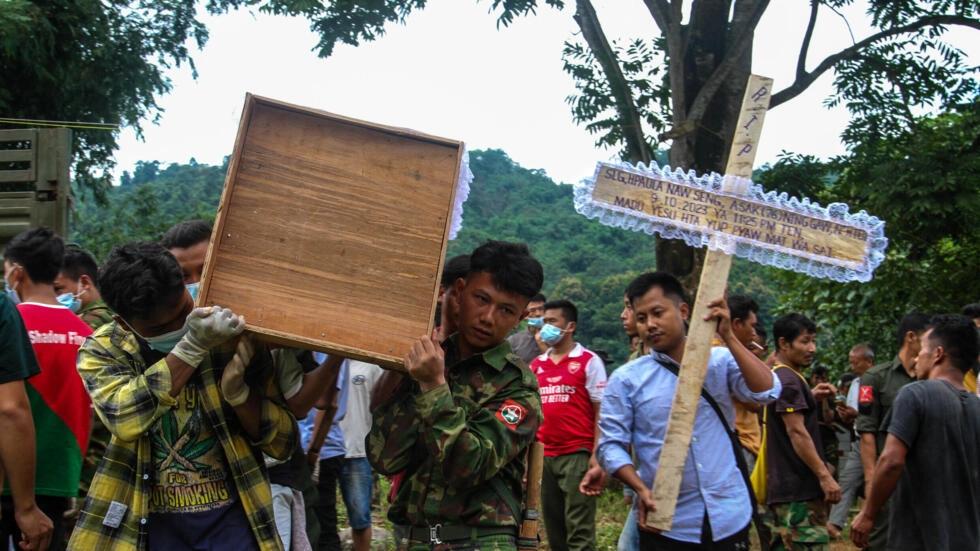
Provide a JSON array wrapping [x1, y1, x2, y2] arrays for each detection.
[[299, 354, 350, 460], [597, 347, 781, 543]]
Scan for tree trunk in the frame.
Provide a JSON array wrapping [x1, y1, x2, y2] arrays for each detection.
[[656, 1, 755, 296]]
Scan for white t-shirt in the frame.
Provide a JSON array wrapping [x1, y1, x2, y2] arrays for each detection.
[[846, 376, 861, 410], [340, 360, 383, 458]]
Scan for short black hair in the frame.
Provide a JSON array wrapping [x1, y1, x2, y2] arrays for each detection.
[[839, 372, 858, 387], [626, 272, 688, 306], [60, 245, 100, 287], [896, 312, 932, 348], [755, 324, 767, 340], [467, 240, 543, 299], [543, 299, 578, 324], [961, 303, 980, 320], [927, 314, 979, 374], [440, 254, 471, 288], [100, 242, 185, 321], [811, 364, 829, 378], [160, 219, 212, 250], [728, 294, 759, 323], [3, 227, 64, 284], [773, 313, 817, 348], [529, 293, 547, 304]]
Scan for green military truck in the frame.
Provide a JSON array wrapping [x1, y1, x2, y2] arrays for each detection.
[[0, 127, 72, 249]]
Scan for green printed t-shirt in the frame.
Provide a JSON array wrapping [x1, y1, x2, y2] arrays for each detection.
[[149, 379, 236, 513]]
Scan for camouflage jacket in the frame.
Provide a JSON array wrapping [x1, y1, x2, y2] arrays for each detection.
[[79, 299, 115, 330], [368, 335, 541, 529]]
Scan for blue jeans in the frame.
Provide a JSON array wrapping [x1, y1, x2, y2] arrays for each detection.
[[339, 457, 373, 530], [619, 506, 640, 551]]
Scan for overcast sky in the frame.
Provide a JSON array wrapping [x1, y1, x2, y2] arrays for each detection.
[[111, 1, 978, 185]]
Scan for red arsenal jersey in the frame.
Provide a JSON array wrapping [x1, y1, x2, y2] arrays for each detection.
[[531, 343, 607, 457]]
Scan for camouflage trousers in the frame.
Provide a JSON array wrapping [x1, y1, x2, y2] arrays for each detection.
[[766, 500, 829, 550], [401, 534, 517, 550]]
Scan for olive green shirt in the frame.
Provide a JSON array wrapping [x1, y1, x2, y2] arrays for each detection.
[[78, 299, 115, 331], [75, 298, 116, 493], [367, 335, 542, 528], [855, 355, 914, 453]]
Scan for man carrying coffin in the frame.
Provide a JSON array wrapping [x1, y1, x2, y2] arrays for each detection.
[[368, 240, 544, 550], [69, 242, 297, 551]]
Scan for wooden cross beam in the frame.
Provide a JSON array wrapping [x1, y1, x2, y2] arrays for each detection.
[[645, 74, 774, 531]]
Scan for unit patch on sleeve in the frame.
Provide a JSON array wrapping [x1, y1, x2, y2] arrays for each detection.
[[859, 385, 874, 405], [495, 399, 527, 431]]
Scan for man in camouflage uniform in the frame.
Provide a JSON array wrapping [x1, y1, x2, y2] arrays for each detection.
[[53, 244, 115, 330], [52, 245, 115, 529], [368, 241, 544, 550]]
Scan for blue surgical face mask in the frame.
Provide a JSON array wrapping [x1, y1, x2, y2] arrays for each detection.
[[3, 269, 20, 305], [539, 323, 566, 346], [57, 292, 82, 313], [133, 321, 189, 353], [527, 317, 544, 328], [186, 282, 201, 302]]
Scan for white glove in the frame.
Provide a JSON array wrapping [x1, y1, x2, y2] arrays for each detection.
[[171, 306, 245, 367], [221, 334, 254, 407]]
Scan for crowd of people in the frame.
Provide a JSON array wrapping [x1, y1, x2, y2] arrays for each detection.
[[0, 222, 977, 551]]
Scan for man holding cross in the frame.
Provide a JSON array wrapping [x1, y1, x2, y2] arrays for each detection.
[[597, 272, 780, 550]]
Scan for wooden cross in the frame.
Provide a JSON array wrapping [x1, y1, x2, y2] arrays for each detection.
[[644, 74, 773, 530], [577, 69, 885, 529]]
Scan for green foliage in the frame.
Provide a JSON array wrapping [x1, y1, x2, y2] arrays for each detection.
[[767, 101, 980, 376], [829, 2, 980, 145], [562, 37, 670, 160], [71, 159, 227, 259], [833, 102, 980, 256], [258, 0, 564, 57], [0, 0, 248, 196], [755, 153, 837, 203], [447, 150, 658, 364]]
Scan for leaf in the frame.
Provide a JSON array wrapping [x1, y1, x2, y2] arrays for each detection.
[[181, 436, 217, 461], [161, 411, 177, 445]]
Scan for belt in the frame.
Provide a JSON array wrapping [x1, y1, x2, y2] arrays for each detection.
[[407, 524, 517, 545]]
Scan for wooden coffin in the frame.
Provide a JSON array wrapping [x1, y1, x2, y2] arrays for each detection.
[[199, 94, 463, 370]]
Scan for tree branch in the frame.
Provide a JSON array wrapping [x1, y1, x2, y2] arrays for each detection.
[[676, 0, 769, 130], [644, 0, 686, 126], [643, 0, 673, 35], [669, 0, 683, 25], [797, 0, 820, 80], [574, 0, 651, 164], [771, 14, 980, 108], [827, 3, 857, 45]]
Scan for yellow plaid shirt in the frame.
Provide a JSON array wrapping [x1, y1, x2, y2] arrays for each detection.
[[68, 321, 297, 550]]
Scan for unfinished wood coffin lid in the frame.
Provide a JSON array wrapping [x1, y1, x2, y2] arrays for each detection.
[[199, 94, 463, 370]]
